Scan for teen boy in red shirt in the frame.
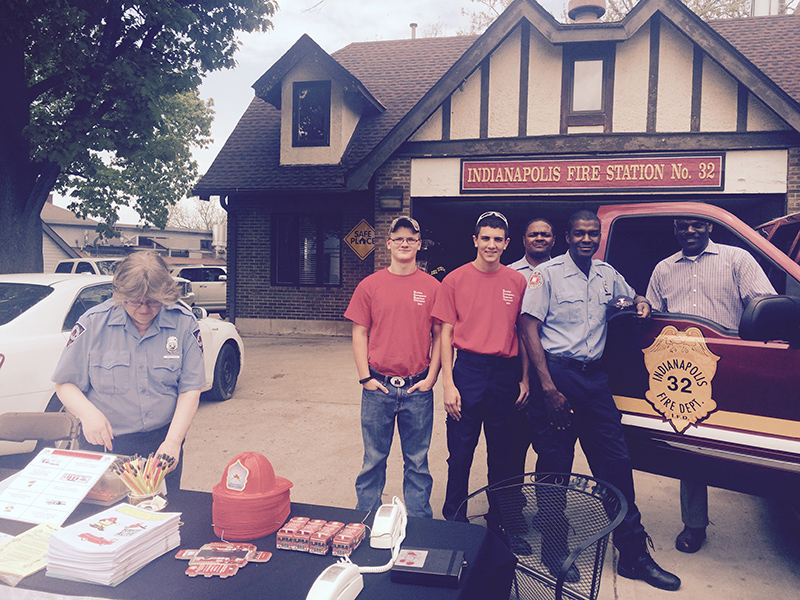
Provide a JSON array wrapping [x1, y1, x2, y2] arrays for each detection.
[[432, 211, 529, 523], [344, 216, 441, 518]]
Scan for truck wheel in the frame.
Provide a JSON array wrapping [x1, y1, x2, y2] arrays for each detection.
[[205, 343, 240, 401]]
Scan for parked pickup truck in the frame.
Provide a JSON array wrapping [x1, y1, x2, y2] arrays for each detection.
[[596, 202, 800, 504]]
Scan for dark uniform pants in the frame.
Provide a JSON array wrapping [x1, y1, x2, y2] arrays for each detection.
[[527, 359, 645, 553], [442, 350, 520, 522]]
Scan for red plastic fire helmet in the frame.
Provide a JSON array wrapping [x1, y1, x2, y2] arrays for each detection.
[[212, 452, 293, 540]]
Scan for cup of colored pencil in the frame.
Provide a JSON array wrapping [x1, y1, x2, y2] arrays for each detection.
[[113, 453, 173, 510]]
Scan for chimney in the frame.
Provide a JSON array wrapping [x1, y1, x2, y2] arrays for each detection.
[[410, 23, 418, 40], [568, 0, 606, 23]]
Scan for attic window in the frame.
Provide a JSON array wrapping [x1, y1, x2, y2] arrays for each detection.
[[561, 44, 615, 133], [292, 81, 331, 147]]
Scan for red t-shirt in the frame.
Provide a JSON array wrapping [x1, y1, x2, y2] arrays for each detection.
[[344, 268, 440, 377], [432, 263, 526, 357]]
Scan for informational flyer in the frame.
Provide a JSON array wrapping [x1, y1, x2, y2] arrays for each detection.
[[0, 448, 115, 526]]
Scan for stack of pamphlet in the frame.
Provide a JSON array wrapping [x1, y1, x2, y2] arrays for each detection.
[[46, 503, 181, 586]]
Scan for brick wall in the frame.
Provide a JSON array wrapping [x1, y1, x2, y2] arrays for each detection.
[[788, 146, 800, 214], [373, 157, 413, 270], [229, 192, 373, 322]]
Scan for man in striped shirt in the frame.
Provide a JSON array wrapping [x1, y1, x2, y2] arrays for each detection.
[[646, 217, 775, 554]]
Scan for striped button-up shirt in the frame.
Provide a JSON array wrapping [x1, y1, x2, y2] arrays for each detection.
[[646, 241, 776, 330]]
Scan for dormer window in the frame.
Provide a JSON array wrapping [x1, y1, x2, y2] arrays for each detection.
[[292, 81, 331, 147], [561, 44, 615, 133]]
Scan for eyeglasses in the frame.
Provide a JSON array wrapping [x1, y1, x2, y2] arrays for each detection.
[[125, 300, 162, 309], [389, 237, 421, 245], [476, 211, 509, 227]]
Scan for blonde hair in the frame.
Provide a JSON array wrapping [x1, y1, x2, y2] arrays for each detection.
[[112, 251, 180, 305]]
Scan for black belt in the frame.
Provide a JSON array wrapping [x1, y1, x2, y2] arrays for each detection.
[[545, 352, 604, 373], [369, 367, 429, 388]]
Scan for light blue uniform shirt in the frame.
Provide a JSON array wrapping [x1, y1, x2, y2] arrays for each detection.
[[52, 299, 205, 435], [521, 252, 636, 361], [508, 256, 535, 279]]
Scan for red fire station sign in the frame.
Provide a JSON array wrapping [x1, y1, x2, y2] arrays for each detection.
[[461, 154, 724, 193], [345, 219, 375, 260]]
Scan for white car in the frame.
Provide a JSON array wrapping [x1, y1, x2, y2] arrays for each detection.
[[0, 273, 244, 457], [170, 265, 227, 316]]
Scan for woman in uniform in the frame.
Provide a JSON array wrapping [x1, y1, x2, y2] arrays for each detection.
[[53, 251, 205, 489]]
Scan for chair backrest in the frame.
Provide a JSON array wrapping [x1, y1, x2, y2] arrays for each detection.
[[0, 412, 82, 449], [458, 473, 627, 600]]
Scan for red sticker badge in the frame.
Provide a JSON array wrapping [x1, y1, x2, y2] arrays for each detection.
[[192, 329, 203, 351], [528, 271, 544, 289], [66, 323, 86, 347]]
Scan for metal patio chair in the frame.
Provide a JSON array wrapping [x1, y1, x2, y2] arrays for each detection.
[[457, 473, 627, 600]]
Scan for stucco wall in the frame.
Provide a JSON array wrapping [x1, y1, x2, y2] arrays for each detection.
[[613, 22, 650, 133], [488, 27, 521, 138], [700, 56, 738, 132], [409, 105, 443, 142], [279, 60, 359, 165], [657, 19, 694, 132], [748, 94, 790, 132], [450, 67, 482, 140], [527, 27, 561, 137]]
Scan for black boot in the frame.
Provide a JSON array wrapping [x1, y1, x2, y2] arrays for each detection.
[[618, 535, 680, 591]]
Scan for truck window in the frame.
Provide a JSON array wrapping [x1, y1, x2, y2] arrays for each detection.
[[605, 214, 800, 302]]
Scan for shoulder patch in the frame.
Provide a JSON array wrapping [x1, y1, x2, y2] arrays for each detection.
[[192, 329, 203, 352], [66, 323, 85, 347], [528, 271, 544, 289]]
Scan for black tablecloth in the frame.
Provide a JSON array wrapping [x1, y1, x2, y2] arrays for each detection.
[[1, 483, 515, 599]]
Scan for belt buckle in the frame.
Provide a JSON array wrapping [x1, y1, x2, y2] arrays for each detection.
[[389, 376, 405, 387]]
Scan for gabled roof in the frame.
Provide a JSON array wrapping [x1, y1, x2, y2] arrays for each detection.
[[252, 34, 384, 116], [195, 0, 800, 198]]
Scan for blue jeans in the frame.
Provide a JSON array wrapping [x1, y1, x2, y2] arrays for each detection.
[[355, 384, 434, 518]]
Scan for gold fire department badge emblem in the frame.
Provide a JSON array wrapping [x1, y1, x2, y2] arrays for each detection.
[[642, 326, 720, 433]]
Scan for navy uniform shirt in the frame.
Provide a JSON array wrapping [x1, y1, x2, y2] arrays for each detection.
[[521, 252, 636, 362], [52, 299, 205, 435]]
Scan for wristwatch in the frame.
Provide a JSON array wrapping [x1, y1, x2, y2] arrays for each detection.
[[359, 376, 372, 385]]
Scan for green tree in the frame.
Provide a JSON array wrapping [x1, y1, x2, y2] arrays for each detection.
[[0, 0, 276, 273]]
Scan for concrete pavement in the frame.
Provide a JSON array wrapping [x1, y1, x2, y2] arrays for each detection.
[[182, 334, 800, 600]]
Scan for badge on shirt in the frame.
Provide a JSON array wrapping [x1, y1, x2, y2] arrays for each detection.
[[166, 336, 179, 354], [528, 271, 543, 289], [66, 323, 85, 347]]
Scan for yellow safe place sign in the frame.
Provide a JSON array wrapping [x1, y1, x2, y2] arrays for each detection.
[[345, 219, 375, 260]]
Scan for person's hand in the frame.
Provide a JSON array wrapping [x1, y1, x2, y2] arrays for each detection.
[[515, 379, 530, 410], [636, 299, 651, 319], [156, 439, 182, 469], [542, 387, 573, 430], [409, 373, 437, 394], [362, 378, 388, 394], [443, 383, 462, 421], [80, 410, 114, 451]]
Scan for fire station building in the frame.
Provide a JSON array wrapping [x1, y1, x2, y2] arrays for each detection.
[[194, 0, 800, 334]]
